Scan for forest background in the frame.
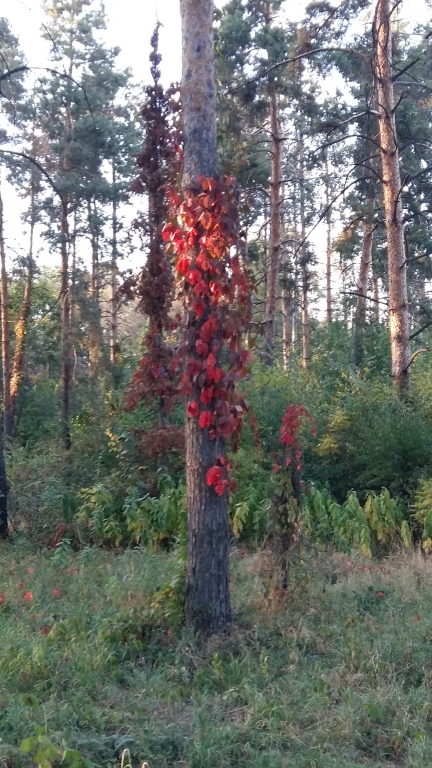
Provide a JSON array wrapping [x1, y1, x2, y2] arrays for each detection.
[[1, 0, 432, 766]]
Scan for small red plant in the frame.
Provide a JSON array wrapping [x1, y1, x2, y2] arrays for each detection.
[[24, 591, 33, 603]]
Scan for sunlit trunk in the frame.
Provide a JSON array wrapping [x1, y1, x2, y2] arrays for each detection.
[[373, 0, 410, 393]]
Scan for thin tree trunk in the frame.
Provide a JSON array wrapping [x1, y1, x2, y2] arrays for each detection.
[[9, 180, 35, 435], [263, 88, 283, 357], [353, 221, 374, 367], [373, 0, 410, 393], [325, 154, 332, 324], [372, 265, 380, 322], [88, 198, 102, 380], [299, 130, 310, 369], [0, 186, 11, 438], [291, 192, 299, 349], [110, 160, 118, 366], [60, 194, 71, 450], [181, 0, 231, 635]]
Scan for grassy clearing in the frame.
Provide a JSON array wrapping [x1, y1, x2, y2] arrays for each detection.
[[1, 544, 432, 768]]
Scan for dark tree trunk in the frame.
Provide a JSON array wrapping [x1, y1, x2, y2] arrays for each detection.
[[0, 188, 11, 438], [263, 88, 283, 357], [110, 160, 119, 366], [181, 0, 231, 635], [87, 198, 102, 380], [299, 130, 310, 369], [60, 195, 71, 450], [325, 155, 332, 324]]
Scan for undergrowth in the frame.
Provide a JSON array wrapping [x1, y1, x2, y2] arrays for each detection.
[[1, 544, 432, 767]]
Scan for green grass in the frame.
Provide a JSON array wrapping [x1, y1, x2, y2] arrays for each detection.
[[1, 543, 432, 768]]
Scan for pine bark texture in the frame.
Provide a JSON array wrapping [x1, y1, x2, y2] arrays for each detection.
[[110, 163, 118, 365], [88, 199, 102, 380], [180, 0, 231, 635], [0, 188, 11, 438], [60, 195, 72, 449], [264, 90, 283, 354], [299, 132, 310, 369], [373, 0, 410, 392]]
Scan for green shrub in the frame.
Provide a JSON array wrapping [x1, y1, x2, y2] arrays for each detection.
[[78, 471, 186, 549], [303, 484, 411, 556]]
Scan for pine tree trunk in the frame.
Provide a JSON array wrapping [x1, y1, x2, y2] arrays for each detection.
[[0, 187, 11, 438], [373, 0, 410, 393], [110, 161, 118, 366], [263, 89, 283, 356], [325, 155, 332, 324], [299, 131, 310, 369], [353, 221, 374, 367], [181, 0, 231, 635], [60, 195, 71, 449], [88, 198, 102, 380]]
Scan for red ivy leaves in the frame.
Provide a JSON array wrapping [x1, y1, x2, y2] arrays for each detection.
[[279, 405, 316, 472], [187, 401, 199, 418], [163, 176, 253, 492], [163, 175, 252, 493]]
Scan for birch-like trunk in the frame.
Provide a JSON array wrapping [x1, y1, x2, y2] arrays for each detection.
[[373, 0, 410, 392], [181, 0, 231, 635]]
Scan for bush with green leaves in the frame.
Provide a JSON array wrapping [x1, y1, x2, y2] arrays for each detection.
[[78, 471, 186, 549], [303, 484, 412, 556]]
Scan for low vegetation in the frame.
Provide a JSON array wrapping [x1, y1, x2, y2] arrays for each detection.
[[2, 544, 432, 768]]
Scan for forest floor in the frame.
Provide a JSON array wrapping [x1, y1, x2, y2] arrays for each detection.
[[1, 544, 432, 768]]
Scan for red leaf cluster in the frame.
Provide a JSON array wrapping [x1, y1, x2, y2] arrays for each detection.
[[163, 176, 252, 461]]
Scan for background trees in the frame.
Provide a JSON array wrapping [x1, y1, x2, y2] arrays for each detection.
[[0, 0, 431, 629]]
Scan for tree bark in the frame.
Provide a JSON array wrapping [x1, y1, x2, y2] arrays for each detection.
[[299, 130, 310, 369], [263, 89, 283, 357], [60, 194, 72, 450], [181, 0, 231, 635], [110, 160, 118, 366], [9, 190, 35, 435], [0, 186, 11, 439], [325, 154, 332, 324], [373, 0, 410, 393], [353, 219, 374, 367], [88, 198, 102, 380]]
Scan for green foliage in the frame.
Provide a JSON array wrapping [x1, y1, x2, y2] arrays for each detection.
[[21, 724, 93, 768], [78, 471, 186, 549], [229, 447, 276, 543], [3, 546, 432, 767], [303, 485, 411, 557]]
